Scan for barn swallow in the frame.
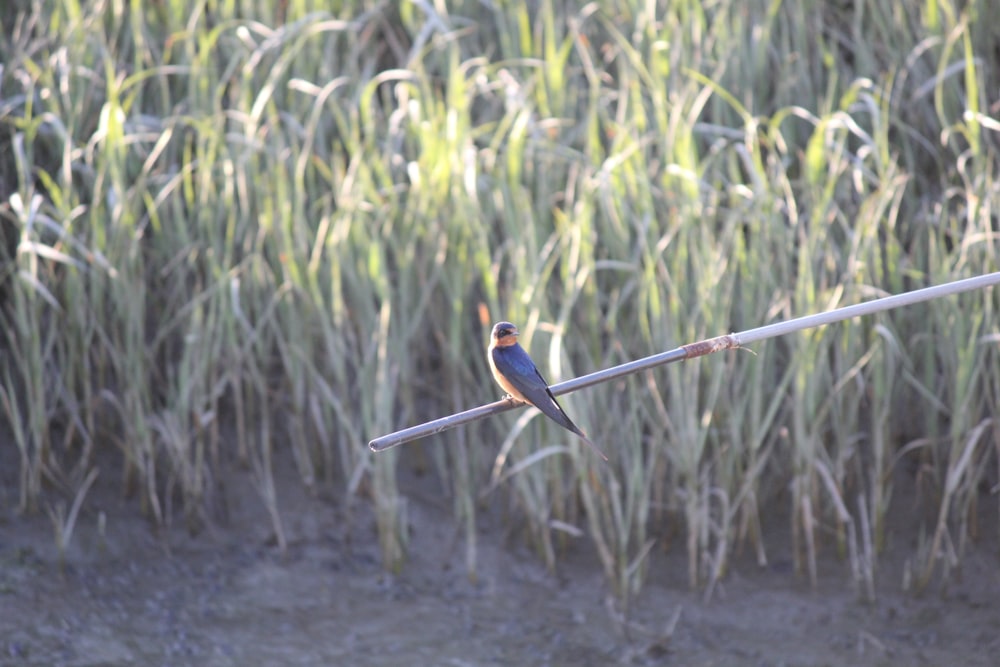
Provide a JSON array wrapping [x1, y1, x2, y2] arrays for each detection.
[[488, 321, 607, 460]]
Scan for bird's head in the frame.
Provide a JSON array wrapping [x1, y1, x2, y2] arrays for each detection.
[[490, 321, 520, 347]]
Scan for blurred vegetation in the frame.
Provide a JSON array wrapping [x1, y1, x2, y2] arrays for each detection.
[[1, 0, 998, 601]]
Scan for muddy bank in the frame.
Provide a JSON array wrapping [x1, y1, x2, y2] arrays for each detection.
[[1, 459, 998, 666]]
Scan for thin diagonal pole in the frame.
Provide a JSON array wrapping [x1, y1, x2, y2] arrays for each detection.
[[369, 272, 1000, 452]]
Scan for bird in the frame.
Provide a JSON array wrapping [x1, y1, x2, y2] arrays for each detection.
[[487, 321, 607, 460]]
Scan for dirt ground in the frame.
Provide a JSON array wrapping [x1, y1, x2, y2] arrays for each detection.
[[1, 450, 998, 667]]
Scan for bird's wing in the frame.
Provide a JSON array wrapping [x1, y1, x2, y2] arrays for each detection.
[[492, 345, 549, 395], [492, 345, 608, 461], [492, 346, 578, 430]]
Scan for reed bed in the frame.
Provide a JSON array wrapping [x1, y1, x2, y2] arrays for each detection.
[[1, 0, 997, 599]]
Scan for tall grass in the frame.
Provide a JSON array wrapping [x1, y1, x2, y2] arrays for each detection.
[[1, 0, 997, 598]]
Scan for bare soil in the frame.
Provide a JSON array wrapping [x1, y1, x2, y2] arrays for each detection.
[[1, 451, 998, 667]]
